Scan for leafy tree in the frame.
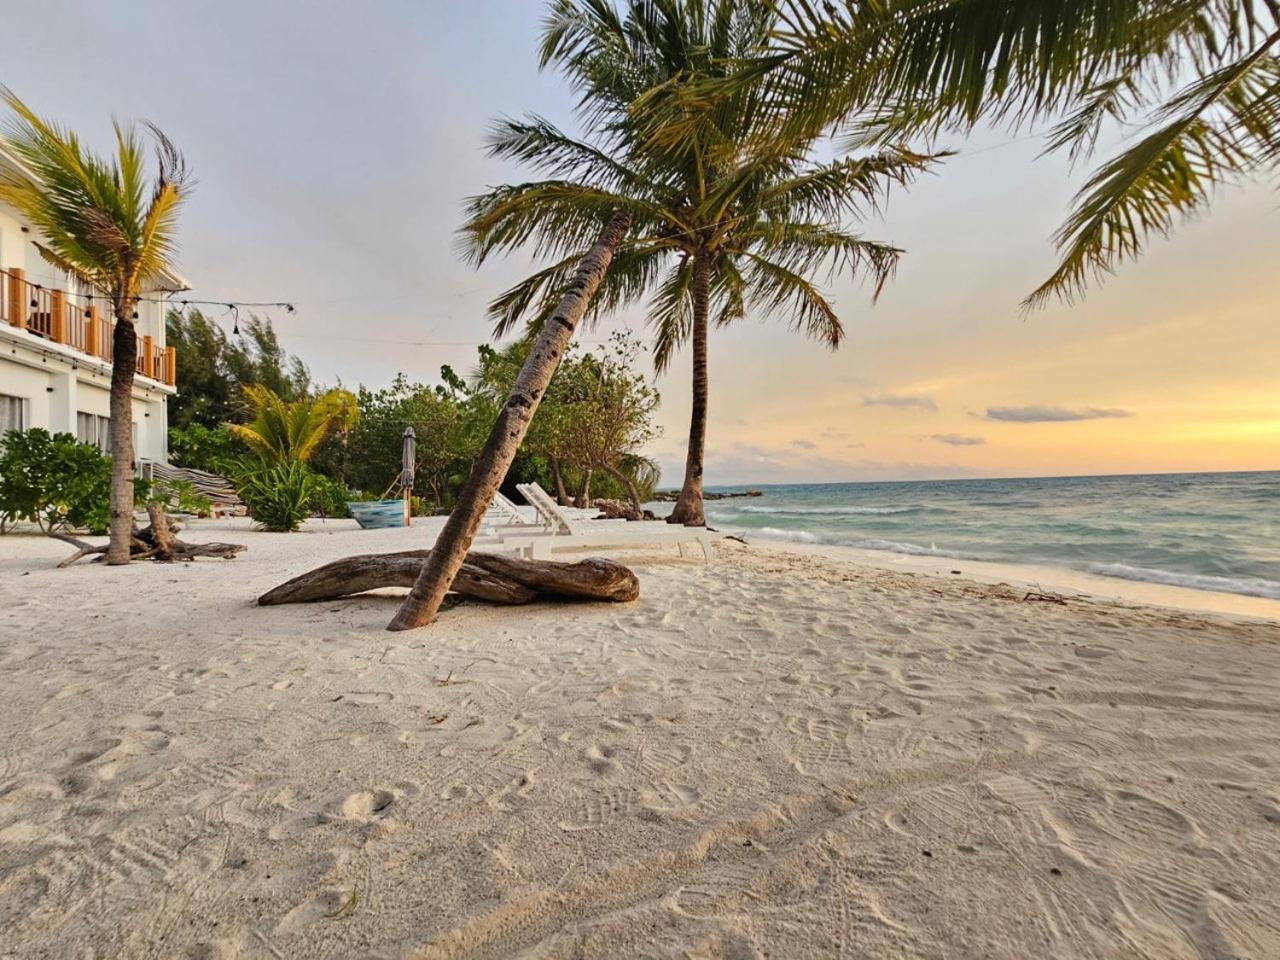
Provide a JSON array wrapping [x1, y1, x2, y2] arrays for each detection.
[[224, 315, 311, 404], [461, 0, 938, 525], [557, 333, 661, 511], [751, 0, 1280, 307], [167, 309, 310, 430], [471, 334, 660, 510], [0, 429, 113, 533], [167, 423, 243, 473], [226, 385, 357, 464], [341, 374, 484, 510], [1, 87, 190, 562]]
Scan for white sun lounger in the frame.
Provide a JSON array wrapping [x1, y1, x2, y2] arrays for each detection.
[[504, 482, 715, 562], [481, 490, 548, 533]]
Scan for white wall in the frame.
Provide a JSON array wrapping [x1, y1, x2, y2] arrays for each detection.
[[1, 195, 173, 462], [0, 360, 52, 429], [0, 352, 167, 462]]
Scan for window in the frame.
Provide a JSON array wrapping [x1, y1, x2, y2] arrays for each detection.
[[76, 412, 111, 452], [0, 394, 25, 435]]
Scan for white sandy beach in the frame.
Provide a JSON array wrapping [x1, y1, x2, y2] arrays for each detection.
[[1, 519, 1278, 959]]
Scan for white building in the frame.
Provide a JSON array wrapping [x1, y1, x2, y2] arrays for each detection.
[[0, 145, 184, 464]]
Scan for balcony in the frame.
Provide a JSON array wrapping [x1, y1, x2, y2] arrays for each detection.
[[1, 266, 175, 387]]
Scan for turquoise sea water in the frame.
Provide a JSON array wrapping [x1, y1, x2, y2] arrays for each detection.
[[655, 471, 1280, 600]]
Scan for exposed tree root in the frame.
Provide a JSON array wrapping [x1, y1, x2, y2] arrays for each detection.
[[54, 505, 246, 567]]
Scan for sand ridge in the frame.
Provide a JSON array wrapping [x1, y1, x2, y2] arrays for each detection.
[[0, 522, 1278, 958]]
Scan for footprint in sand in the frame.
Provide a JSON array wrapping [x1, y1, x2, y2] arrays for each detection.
[[584, 743, 623, 777], [64, 738, 121, 769], [338, 691, 394, 705], [339, 789, 396, 821], [639, 779, 701, 814]]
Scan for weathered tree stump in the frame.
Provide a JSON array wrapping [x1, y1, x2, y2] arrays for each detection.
[[258, 549, 639, 607], [53, 505, 246, 567]]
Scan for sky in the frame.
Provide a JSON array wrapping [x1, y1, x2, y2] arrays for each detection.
[[6, 1, 1278, 485]]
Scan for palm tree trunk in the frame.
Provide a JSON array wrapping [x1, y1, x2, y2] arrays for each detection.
[[668, 249, 710, 527], [550, 456, 570, 505], [575, 469, 593, 509], [106, 306, 138, 564], [388, 210, 631, 631]]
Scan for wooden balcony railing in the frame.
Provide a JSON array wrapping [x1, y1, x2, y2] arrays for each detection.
[[1, 266, 176, 387]]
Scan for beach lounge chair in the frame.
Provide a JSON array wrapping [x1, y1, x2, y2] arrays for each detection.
[[503, 482, 715, 562], [481, 490, 548, 533]]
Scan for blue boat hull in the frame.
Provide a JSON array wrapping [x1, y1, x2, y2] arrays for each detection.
[[348, 500, 406, 529]]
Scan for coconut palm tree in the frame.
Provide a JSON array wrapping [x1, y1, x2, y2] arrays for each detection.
[[750, 0, 1280, 307], [389, 209, 632, 631], [462, 0, 940, 526], [226, 384, 357, 464], [0, 87, 190, 563]]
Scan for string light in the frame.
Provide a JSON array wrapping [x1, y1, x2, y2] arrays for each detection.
[[0, 267, 295, 314]]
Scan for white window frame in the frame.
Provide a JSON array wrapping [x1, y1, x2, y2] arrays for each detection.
[[0, 393, 27, 435], [76, 411, 112, 452]]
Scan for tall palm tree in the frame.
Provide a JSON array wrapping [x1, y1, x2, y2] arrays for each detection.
[[0, 87, 190, 563], [226, 384, 357, 464], [462, 0, 940, 525], [750, 0, 1280, 307], [389, 209, 632, 631]]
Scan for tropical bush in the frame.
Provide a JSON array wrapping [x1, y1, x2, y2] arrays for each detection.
[[0, 429, 112, 533], [227, 384, 358, 464], [308, 473, 352, 520], [232, 460, 318, 533], [150, 478, 213, 517], [168, 423, 242, 473]]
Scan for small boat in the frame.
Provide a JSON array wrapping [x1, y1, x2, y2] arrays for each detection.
[[347, 499, 407, 529]]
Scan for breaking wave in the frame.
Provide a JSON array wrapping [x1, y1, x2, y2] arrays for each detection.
[[1085, 563, 1280, 600]]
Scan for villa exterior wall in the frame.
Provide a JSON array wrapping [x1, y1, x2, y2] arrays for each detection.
[[0, 190, 177, 465]]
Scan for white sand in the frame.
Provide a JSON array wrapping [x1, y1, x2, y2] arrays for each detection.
[[1, 519, 1278, 959]]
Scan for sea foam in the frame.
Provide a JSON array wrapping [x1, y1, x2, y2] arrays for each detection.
[[1085, 563, 1280, 600]]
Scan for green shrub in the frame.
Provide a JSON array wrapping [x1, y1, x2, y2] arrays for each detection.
[[232, 459, 318, 532], [151, 478, 213, 517], [168, 423, 241, 473], [308, 473, 352, 519], [0, 429, 113, 533]]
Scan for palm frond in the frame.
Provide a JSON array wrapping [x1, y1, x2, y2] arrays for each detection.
[[0, 85, 190, 302], [1027, 33, 1280, 308], [739, 250, 844, 348]]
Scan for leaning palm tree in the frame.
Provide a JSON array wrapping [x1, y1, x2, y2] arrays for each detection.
[[751, 0, 1280, 307], [226, 384, 357, 464], [389, 210, 632, 630], [0, 87, 190, 564], [463, 0, 940, 525]]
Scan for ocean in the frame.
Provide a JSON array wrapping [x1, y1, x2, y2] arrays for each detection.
[[654, 471, 1280, 600]]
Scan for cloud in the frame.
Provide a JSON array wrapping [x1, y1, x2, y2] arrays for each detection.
[[791, 439, 817, 449], [984, 405, 1133, 423], [928, 433, 986, 446], [863, 394, 938, 412]]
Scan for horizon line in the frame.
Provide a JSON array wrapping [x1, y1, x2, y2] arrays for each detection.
[[688, 467, 1280, 490]]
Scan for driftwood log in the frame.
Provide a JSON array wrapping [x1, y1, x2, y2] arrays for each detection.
[[53, 505, 247, 567], [258, 549, 639, 607]]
